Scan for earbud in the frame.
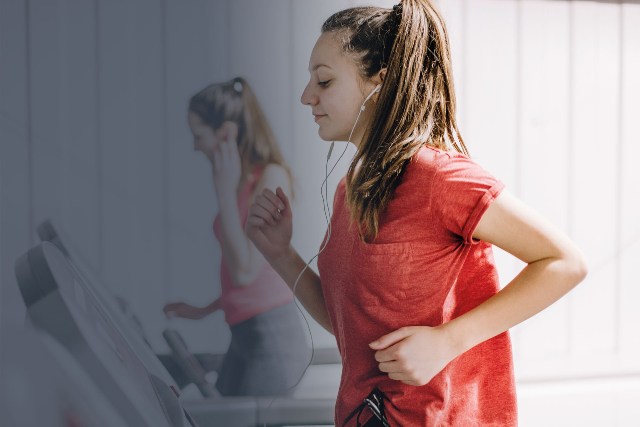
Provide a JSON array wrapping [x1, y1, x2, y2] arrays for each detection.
[[327, 141, 334, 160], [360, 84, 382, 111]]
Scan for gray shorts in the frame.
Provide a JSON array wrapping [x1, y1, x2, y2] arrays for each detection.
[[215, 302, 310, 396]]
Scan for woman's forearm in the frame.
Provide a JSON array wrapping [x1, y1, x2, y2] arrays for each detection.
[[270, 246, 334, 335], [445, 254, 587, 355], [204, 298, 221, 314], [216, 186, 263, 285]]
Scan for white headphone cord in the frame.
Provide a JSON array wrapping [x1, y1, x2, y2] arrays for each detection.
[[262, 89, 373, 425]]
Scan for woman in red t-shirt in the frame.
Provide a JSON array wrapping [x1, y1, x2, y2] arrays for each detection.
[[246, 1, 587, 426], [163, 78, 308, 396]]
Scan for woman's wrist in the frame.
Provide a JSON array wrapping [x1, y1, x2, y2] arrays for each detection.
[[211, 167, 239, 198], [214, 181, 236, 202], [270, 245, 297, 269], [439, 317, 475, 358]]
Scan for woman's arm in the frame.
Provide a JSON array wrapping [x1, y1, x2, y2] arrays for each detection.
[[216, 164, 290, 286], [163, 298, 221, 320], [370, 190, 587, 386], [447, 190, 587, 353], [246, 186, 334, 335]]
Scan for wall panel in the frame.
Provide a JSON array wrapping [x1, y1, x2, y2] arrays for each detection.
[[618, 1, 640, 358], [164, 0, 231, 353], [512, 0, 573, 369], [29, 0, 67, 244], [98, 0, 139, 325], [0, 0, 30, 326], [125, 0, 172, 352], [568, 0, 619, 358], [63, 0, 101, 280]]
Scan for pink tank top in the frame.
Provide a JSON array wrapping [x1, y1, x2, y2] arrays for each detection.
[[213, 165, 294, 325]]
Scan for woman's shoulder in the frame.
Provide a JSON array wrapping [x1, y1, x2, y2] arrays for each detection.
[[252, 163, 292, 194], [407, 145, 458, 176], [404, 145, 493, 189], [412, 144, 467, 166], [252, 162, 281, 177], [410, 145, 485, 175]]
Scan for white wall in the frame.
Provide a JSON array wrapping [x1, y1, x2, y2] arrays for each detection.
[[2, 0, 640, 425]]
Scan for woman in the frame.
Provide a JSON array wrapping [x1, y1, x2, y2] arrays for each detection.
[[245, 2, 587, 426], [164, 77, 308, 397]]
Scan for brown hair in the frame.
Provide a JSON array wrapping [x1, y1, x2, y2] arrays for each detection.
[[188, 77, 293, 193], [322, 0, 467, 241]]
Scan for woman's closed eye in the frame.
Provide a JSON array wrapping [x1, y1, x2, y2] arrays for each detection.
[[318, 80, 331, 88]]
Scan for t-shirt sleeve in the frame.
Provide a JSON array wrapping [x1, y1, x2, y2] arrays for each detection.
[[431, 155, 504, 244]]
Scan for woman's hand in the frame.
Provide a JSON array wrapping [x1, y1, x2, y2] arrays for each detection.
[[163, 301, 219, 320], [245, 187, 292, 263], [210, 121, 242, 196], [369, 326, 460, 386]]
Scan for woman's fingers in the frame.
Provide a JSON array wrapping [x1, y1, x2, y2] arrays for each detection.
[[377, 361, 400, 374], [163, 303, 186, 319], [247, 215, 266, 228], [255, 190, 284, 221], [387, 372, 411, 382], [262, 188, 286, 213], [164, 309, 176, 318], [253, 202, 277, 226], [248, 197, 278, 226], [378, 362, 423, 386], [247, 188, 291, 233], [163, 302, 180, 313], [275, 187, 291, 211], [258, 191, 285, 221]]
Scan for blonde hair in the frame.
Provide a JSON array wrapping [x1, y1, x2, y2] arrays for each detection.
[[188, 77, 293, 192], [322, 0, 467, 241]]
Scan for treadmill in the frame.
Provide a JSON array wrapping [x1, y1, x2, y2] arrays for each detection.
[[15, 241, 198, 427], [18, 220, 339, 426], [0, 323, 131, 427], [35, 220, 181, 389], [37, 220, 221, 396]]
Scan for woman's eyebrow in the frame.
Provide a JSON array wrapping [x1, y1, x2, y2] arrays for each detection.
[[309, 64, 332, 72]]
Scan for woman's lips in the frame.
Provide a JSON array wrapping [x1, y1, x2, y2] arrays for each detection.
[[314, 114, 326, 122]]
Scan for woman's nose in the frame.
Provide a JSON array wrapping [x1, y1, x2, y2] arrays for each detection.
[[300, 83, 317, 106]]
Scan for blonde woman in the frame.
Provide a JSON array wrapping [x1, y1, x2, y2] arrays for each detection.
[[164, 77, 307, 397]]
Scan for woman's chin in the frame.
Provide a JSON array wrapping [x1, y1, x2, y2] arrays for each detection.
[[318, 134, 332, 142], [317, 128, 346, 142]]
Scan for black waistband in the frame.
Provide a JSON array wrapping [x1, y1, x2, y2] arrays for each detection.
[[343, 387, 391, 427]]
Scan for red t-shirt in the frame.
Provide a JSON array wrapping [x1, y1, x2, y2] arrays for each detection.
[[214, 166, 294, 326], [317, 146, 517, 426]]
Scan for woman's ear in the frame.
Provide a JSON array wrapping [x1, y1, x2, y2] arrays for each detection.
[[372, 68, 387, 88], [372, 68, 387, 103], [377, 68, 387, 84]]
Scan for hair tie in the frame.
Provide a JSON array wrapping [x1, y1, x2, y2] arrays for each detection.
[[232, 78, 243, 94]]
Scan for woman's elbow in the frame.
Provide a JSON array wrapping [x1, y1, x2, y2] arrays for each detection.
[[231, 267, 261, 287], [566, 249, 588, 286]]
